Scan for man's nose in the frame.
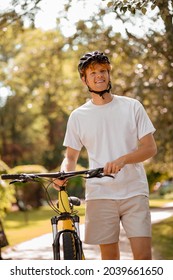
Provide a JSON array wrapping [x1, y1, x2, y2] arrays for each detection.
[[96, 72, 102, 77]]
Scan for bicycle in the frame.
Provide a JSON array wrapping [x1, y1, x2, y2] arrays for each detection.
[[1, 167, 113, 260]]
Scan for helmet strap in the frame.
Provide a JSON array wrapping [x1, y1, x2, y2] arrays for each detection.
[[87, 81, 112, 99]]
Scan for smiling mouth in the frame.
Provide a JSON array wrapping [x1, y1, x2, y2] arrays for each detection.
[[95, 80, 105, 84]]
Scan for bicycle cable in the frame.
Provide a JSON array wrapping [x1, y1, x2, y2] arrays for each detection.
[[34, 177, 61, 214]]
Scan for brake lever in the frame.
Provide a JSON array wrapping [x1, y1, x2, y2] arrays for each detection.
[[103, 174, 115, 178], [10, 179, 28, 184], [9, 174, 39, 184], [87, 172, 115, 179]]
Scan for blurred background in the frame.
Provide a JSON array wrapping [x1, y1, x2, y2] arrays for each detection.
[[0, 0, 173, 259]]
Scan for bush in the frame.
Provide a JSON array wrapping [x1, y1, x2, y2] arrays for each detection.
[[9, 164, 48, 209], [146, 170, 168, 192], [0, 160, 10, 174], [159, 179, 173, 196], [0, 159, 15, 219]]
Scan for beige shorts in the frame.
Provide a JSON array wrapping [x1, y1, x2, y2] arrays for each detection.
[[84, 195, 151, 245]]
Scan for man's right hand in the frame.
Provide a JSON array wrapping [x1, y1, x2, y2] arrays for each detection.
[[52, 178, 67, 190], [53, 147, 79, 190]]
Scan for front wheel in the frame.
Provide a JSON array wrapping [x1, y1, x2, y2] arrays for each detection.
[[62, 232, 77, 260]]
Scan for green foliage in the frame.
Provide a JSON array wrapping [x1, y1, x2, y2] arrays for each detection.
[[0, 26, 70, 169], [9, 164, 47, 174], [0, 181, 15, 219], [67, 176, 85, 199], [158, 180, 173, 196], [147, 170, 165, 192], [0, 160, 10, 173]]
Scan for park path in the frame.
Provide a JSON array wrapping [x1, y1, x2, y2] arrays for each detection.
[[2, 203, 173, 260]]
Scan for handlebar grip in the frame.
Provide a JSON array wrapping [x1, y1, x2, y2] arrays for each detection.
[[1, 174, 21, 180]]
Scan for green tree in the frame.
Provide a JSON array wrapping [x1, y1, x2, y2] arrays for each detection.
[[106, 0, 173, 174], [0, 27, 71, 168]]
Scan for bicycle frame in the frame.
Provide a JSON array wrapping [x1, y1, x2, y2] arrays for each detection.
[[51, 186, 85, 260]]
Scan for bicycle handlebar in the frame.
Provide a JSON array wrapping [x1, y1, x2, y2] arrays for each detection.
[[1, 167, 114, 182]]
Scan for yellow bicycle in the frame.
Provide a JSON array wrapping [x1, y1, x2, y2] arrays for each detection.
[[1, 168, 112, 260]]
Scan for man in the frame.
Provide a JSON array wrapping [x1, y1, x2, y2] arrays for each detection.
[[55, 51, 157, 260]]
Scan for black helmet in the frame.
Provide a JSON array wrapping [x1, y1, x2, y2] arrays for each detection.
[[78, 51, 110, 78]]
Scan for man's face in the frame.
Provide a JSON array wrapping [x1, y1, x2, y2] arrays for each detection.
[[82, 63, 110, 92]]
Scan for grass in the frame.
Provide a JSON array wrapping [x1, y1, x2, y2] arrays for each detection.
[[149, 193, 173, 259], [152, 216, 173, 259], [149, 193, 172, 208], [149, 198, 172, 208]]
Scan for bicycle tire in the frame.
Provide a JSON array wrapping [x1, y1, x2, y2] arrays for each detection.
[[62, 232, 77, 260]]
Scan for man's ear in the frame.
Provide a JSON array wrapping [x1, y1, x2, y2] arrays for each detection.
[[81, 76, 86, 86]]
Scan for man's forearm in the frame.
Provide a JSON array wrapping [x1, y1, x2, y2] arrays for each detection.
[[104, 134, 157, 174], [60, 157, 77, 172], [123, 144, 157, 165]]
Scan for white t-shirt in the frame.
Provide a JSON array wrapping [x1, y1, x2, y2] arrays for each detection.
[[63, 95, 156, 200]]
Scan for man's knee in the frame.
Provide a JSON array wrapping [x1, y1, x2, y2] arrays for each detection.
[[129, 237, 152, 260], [100, 243, 120, 260]]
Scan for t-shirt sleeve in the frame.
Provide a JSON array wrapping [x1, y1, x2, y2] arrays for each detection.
[[63, 112, 83, 151], [135, 101, 156, 140]]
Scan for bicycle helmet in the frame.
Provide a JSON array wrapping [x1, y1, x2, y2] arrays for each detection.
[[78, 51, 110, 77], [78, 51, 112, 97]]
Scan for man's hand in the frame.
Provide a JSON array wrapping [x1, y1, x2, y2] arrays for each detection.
[[53, 147, 79, 190], [104, 156, 125, 175], [52, 178, 67, 190]]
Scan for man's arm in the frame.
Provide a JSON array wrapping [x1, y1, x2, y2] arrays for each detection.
[[53, 147, 80, 189], [60, 146, 80, 172], [104, 133, 157, 174]]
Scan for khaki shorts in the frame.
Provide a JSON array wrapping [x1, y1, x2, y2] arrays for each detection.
[[84, 195, 151, 245]]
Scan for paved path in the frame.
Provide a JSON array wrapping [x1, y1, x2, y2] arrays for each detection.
[[2, 206, 173, 260]]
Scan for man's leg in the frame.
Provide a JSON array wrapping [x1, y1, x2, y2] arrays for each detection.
[[129, 237, 152, 260], [121, 196, 152, 260], [100, 242, 120, 260]]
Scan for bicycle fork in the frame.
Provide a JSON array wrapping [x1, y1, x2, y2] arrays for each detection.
[[51, 215, 84, 260]]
